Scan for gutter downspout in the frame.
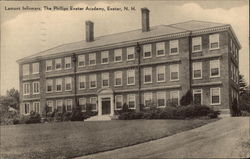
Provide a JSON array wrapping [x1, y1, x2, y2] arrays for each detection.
[[188, 32, 193, 94], [136, 42, 141, 111], [72, 54, 78, 108]]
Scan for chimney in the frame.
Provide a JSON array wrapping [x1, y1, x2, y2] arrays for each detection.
[[141, 8, 150, 32], [86, 21, 94, 42]]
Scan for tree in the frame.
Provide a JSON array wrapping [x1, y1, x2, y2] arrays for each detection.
[[180, 90, 193, 106], [5, 88, 20, 110], [239, 74, 247, 95]]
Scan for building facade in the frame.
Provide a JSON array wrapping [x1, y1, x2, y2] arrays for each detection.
[[17, 8, 241, 116]]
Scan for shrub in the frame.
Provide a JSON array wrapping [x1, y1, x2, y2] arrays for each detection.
[[26, 111, 41, 124], [180, 90, 193, 106], [70, 106, 84, 121]]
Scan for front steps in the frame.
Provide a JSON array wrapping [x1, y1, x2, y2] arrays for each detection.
[[85, 115, 112, 121], [219, 109, 231, 118]]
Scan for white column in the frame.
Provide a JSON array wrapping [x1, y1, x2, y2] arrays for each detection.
[[110, 95, 114, 116], [98, 96, 102, 116]]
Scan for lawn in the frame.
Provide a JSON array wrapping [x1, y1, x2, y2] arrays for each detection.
[[0, 119, 217, 159]]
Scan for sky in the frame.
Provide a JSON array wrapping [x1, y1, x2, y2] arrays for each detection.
[[0, 0, 249, 95]]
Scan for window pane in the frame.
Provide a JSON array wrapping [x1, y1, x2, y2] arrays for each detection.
[[156, 42, 165, 56], [170, 40, 179, 54], [23, 64, 30, 75], [78, 55, 85, 67]]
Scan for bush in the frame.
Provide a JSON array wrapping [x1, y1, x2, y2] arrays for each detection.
[[26, 111, 41, 124], [180, 90, 193, 106]]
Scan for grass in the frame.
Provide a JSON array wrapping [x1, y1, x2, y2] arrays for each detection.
[[0, 119, 217, 159]]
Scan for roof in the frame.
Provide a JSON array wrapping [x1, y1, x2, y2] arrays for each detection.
[[17, 20, 239, 63]]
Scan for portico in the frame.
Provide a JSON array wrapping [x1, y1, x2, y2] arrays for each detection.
[[97, 88, 114, 116]]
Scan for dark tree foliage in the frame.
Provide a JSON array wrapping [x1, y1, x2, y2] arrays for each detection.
[[180, 90, 193, 106], [239, 74, 247, 95]]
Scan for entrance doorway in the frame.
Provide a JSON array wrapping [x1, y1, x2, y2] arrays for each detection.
[[102, 98, 111, 115]]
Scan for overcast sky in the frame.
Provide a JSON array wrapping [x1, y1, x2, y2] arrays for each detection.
[[1, 0, 249, 95]]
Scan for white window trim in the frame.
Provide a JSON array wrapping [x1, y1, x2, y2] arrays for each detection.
[[156, 65, 166, 82], [210, 87, 221, 105], [78, 55, 85, 68], [78, 75, 86, 90], [55, 59, 62, 71], [157, 91, 166, 108], [56, 100, 63, 111], [102, 73, 109, 88], [32, 63, 39, 74], [55, 79, 63, 92], [170, 64, 180, 81], [79, 98, 87, 112], [46, 80, 53, 93], [127, 47, 135, 61], [24, 102, 30, 115], [144, 67, 152, 84], [47, 100, 54, 112], [23, 64, 30, 76], [46, 60, 53, 72], [115, 95, 123, 110], [169, 40, 179, 55], [170, 90, 180, 105], [209, 34, 220, 50], [144, 92, 153, 108], [143, 44, 152, 59], [65, 99, 73, 112], [33, 102, 40, 114], [89, 74, 97, 89], [127, 94, 136, 109], [192, 37, 202, 53], [193, 89, 203, 105], [210, 60, 220, 78], [192, 62, 203, 80], [23, 83, 30, 95], [90, 97, 97, 111], [156, 42, 165, 57], [65, 57, 72, 69], [101, 51, 109, 64], [89, 53, 96, 66], [114, 49, 123, 63], [127, 70, 135, 86], [32, 81, 40, 94], [65, 77, 72, 91], [114, 71, 123, 87]]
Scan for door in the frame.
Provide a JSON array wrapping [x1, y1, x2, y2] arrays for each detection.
[[102, 98, 111, 115], [193, 89, 202, 105]]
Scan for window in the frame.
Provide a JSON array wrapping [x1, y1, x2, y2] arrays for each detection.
[[90, 97, 97, 111], [170, 91, 179, 105], [33, 81, 40, 94], [192, 37, 202, 52], [24, 103, 30, 115], [46, 60, 52, 72], [79, 75, 86, 90], [143, 44, 152, 58], [115, 95, 123, 110], [230, 39, 233, 53], [193, 89, 202, 105], [79, 98, 86, 112], [55, 78, 62, 92], [210, 60, 220, 77], [127, 69, 135, 85], [47, 101, 53, 113], [33, 102, 40, 114], [156, 42, 165, 56], [127, 47, 135, 60], [65, 77, 72, 91], [55, 59, 62, 70], [231, 64, 234, 80], [78, 55, 85, 67], [46, 80, 53, 92], [23, 83, 30, 95], [170, 40, 179, 54], [65, 99, 72, 112], [144, 93, 152, 108], [23, 64, 29, 76], [32, 63, 39, 74], [144, 67, 152, 83], [56, 100, 63, 112], [209, 34, 219, 50], [114, 49, 122, 62], [115, 71, 122, 86], [193, 62, 202, 79], [170, 64, 179, 81], [89, 53, 96, 65], [127, 94, 135, 109], [65, 57, 71, 69], [101, 51, 109, 64], [102, 72, 109, 87], [210, 87, 220, 105], [157, 92, 166, 107], [157, 65, 165, 82], [89, 74, 97, 88]]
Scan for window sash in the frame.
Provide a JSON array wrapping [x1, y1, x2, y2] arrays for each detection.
[[115, 71, 122, 86], [65, 57, 71, 69], [23, 64, 30, 75], [127, 47, 135, 60], [156, 42, 165, 56], [24, 103, 30, 114], [32, 63, 39, 74], [209, 34, 219, 49], [170, 64, 179, 80], [46, 80, 53, 92], [128, 94, 135, 109], [170, 40, 179, 54], [193, 62, 202, 79], [115, 95, 123, 110], [143, 44, 152, 58], [46, 60, 52, 71], [144, 68, 152, 83], [78, 55, 85, 67], [157, 66, 165, 82], [65, 77, 72, 90], [157, 92, 166, 107], [101, 51, 109, 64], [55, 59, 62, 70], [170, 91, 179, 105], [89, 53, 96, 65], [23, 83, 30, 95], [89, 74, 97, 88], [79, 98, 86, 111], [127, 70, 135, 85], [192, 37, 202, 52], [33, 82, 40, 94], [79, 76, 86, 89], [90, 97, 97, 111], [211, 88, 220, 104], [144, 93, 152, 107], [114, 49, 122, 62], [65, 99, 72, 112], [210, 60, 220, 77]]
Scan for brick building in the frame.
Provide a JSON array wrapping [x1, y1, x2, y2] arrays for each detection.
[[17, 8, 241, 117]]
